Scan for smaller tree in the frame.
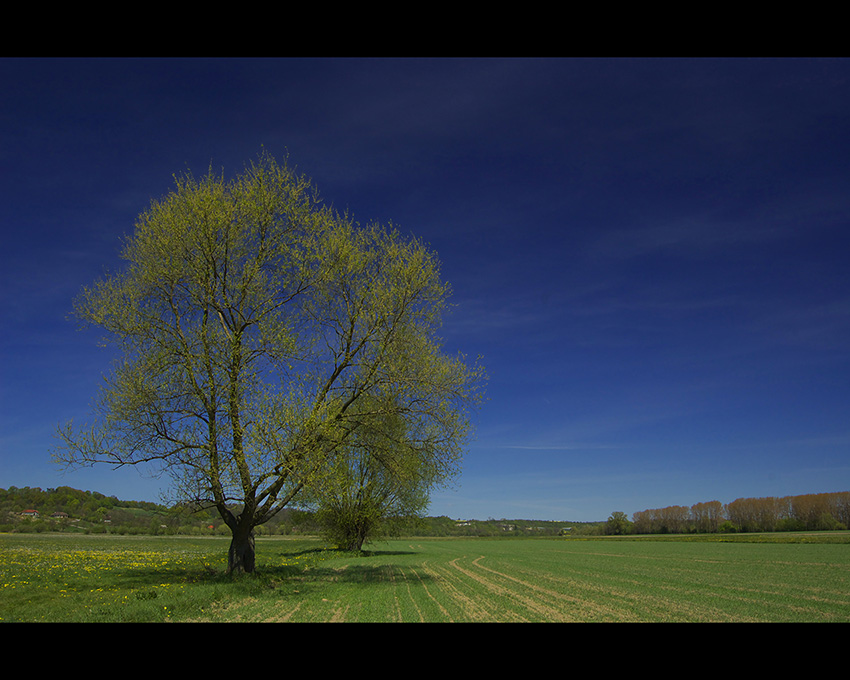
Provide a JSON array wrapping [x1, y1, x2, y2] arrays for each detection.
[[604, 511, 633, 536], [310, 410, 441, 551]]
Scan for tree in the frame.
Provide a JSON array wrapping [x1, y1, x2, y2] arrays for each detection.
[[310, 409, 440, 551], [604, 511, 632, 535], [54, 152, 485, 574], [691, 500, 723, 534]]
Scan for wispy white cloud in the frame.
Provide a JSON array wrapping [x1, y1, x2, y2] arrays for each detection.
[[749, 297, 850, 352], [590, 214, 790, 261], [497, 444, 621, 451]]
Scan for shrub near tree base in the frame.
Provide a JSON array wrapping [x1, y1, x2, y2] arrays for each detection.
[[308, 414, 439, 551], [316, 505, 378, 552]]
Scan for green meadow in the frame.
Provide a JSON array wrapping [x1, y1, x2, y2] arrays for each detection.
[[2, 532, 848, 622]]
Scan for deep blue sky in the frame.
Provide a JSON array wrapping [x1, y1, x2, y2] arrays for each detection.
[[2, 57, 849, 522]]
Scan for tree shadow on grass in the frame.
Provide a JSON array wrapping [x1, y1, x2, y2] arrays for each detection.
[[361, 549, 418, 557], [102, 545, 428, 596], [269, 545, 418, 561], [267, 560, 438, 588], [257, 545, 435, 588]]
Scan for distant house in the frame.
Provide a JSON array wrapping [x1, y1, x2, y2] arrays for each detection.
[[21, 509, 39, 518], [51, 511, 69, 519]]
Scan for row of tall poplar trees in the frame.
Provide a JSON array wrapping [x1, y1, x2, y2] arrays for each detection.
[[631, 491, 850, 534]]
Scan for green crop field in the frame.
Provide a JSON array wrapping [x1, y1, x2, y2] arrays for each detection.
[[2, 532, 848, 622]]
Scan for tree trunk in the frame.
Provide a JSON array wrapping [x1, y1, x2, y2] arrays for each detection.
[[343, 524, 368, 552], [227, 525, 256, 574], [345, 536, 365, 552]]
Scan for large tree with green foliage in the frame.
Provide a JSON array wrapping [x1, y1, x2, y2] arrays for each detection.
[[54, 152, 485, 574]]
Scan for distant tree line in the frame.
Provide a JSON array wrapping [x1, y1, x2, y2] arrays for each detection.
[[0, 486, 320, 536], [0, 486, 593, 538], [1, 486, 159, 526], [620, 491, 850, 535], [404, 516, 595, 538]]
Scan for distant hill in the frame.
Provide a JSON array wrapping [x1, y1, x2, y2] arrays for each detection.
[[0, 485, 316, 536], [0, 485, 600, 537]]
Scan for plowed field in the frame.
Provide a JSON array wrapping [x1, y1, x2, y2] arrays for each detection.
[[3, 534, 848, 622]]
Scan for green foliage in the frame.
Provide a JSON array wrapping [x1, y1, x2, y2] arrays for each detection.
[[815, 513, 846, 531], [776, 517, 805, 532], [604, 511, 633, 535], [308, 408, 443, 550], [52, 151, 486, 573]]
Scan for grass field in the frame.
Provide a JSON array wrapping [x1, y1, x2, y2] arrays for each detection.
[[2, 532, 848, 622]]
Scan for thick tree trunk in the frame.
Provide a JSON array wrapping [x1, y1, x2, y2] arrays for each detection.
[[227, 525, 256, 574], [345, 537, 365, 552], [343, 525, 368, 552]]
